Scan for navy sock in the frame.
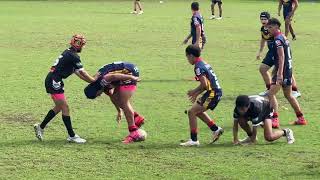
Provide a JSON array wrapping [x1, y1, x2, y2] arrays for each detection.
[[40, 110, 56, 129], [62, 115, 75, 137]]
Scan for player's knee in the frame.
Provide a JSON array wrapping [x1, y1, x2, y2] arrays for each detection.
[[264, 134, 273, 142], [187, 108, 196, 116], [259, 66, 267, 74]]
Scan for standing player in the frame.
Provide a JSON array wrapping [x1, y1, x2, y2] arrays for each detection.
[[233, 95, 295, 145], [183, 2, 207, 49], [34, 34, 95, 143], [84, 61, 146, 144], [278, 0, 299, 40], [131, 0, 143, 15], [180, 45, 224, 147], [267, 18, 307, 128], [210, 0, 223, 20], [256, 12, 301, 98]]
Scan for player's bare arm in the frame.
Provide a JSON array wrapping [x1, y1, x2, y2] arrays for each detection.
[[233, 119, 240, 144], [278, 0, 282, 16], [75, 69, 95, 83], [195, 26, 201, 47], [257, 38, 266, 60], [104, 73, 139, 82], [276, 46, 285, 85]]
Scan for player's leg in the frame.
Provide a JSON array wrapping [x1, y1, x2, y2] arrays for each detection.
[[263, 118, 294, 144], [259, 64, 272, 95], [210, 1, 216, 19], [289, 24, 296, 40], [284, 17, 290, 37], [137, 0, 143, 14], [218, 1, 222, 18], [268, 82, 281, 128], [282, 86, 307, 125], [131, 0, 137, 14], [180, 103, 203, 146], [291, 74, 301, 98]]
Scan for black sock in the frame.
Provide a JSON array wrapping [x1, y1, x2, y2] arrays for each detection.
[[190, 132, 197, 141], [40, 110, 56, 129], [210, 124, 219, 132], [247, 132, 253, 137], [62, 115, 75, 137], [283, 129, 287, 136]]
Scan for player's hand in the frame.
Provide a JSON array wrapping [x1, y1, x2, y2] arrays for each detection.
[[101, 79, 110, 87], [132, 76, 140, 82], [116, 111, 122, 123], [187, 89, 196, 97], [182, 39, 189, 45], [256, 52, 261, 60], [189, 94, 198, 103]]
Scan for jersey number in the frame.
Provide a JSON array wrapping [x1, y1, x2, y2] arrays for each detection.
[[53, 55, 63, 66]]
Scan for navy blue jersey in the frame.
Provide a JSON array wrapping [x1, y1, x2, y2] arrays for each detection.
[[98, 61, 139, 77], [194, 58, 221, 91], [50, 49, 83, 80], [233, 96, 272, 125], [261, 26, 274, 50], [272, 33, 293, 73], [191, 12, 205, 43]]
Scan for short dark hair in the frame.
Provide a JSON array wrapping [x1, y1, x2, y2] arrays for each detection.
[[236, 95, 250, 108], [260, 11, 270, 19], [191, 2, 199, 11], [84, 78, 103, 99], [267, 18, 281, 27], [185, 45, 201, 57]]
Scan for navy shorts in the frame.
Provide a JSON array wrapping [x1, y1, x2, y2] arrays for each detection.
[[197, 90, 222, 110], [192, 36, 207, 49], [262, 50, 275, 67], [272, 69, 292, 87]]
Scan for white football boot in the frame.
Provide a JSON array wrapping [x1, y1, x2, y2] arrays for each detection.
[[216, 16, 223, 20], [180, 139, 200, 147], [67, 134, 86, 144], [138, 11, 144, 15], [292, 91, 301, 98], [34, 123, 44, 141], [209, 15, 216, 19], [212, 127, 224, 143], [284, 128, 295, 144], [131, 11, 137, 14]]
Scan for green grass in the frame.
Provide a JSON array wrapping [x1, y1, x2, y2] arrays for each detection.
[[0, 0, 320, 179]]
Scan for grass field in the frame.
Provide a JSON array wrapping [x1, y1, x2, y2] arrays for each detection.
[[0, 0, 320, 179]]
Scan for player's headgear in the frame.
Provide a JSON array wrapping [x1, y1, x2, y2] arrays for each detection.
[[70, 34, 86, 50], [267, 18, 281, 27], [260, 11, 270, 19], [236, 95, 250, 107]]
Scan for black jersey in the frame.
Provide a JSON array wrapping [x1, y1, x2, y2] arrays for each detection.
[[233, 96, 272, 125], [50, 49, 84, 80]]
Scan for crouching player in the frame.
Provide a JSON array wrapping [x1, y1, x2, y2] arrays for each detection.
[[34, 34, 95, 143], [180, 45, 223, 147], [84, 61, 145, 144], [233, 95, 295, 145]]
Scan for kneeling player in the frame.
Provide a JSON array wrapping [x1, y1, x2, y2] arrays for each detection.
[[180, 45, 223, 147], [233, 95, 294, 145], [84, 61, 145, 144]]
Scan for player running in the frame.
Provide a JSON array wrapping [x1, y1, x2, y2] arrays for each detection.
[[233, 95, 295, 145], [266, 18, 307, 128], [256, 12, 301, 98], [278, 0, 299, 40], [84, 61, 146, 144], [180, 45, 224, 147], [183, 2, 207, 49], [209, 0, 223, 20], [34, 34, 95, 143], [131, 0, 143, 15]]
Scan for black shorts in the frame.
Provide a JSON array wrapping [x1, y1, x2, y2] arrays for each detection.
[[197, 89, 222, 110], [45, 73, 64, 94], [283, 11, 291, 20], [212, 0, 222, 4], [262, 50, 275, 67], [253, 107, 273, 126]]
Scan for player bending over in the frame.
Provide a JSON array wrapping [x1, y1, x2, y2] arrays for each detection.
[[180, 45, 223, 147], [233, 95, 295, 145], [84, 61, 145, 144], [34, 34, 95, 143], [267, 18, 307, 128], [183, 2, 206, 49], [256, 12, 300, 98]]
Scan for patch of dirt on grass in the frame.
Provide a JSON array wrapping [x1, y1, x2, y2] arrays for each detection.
[[0, 112, 36, 124]]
